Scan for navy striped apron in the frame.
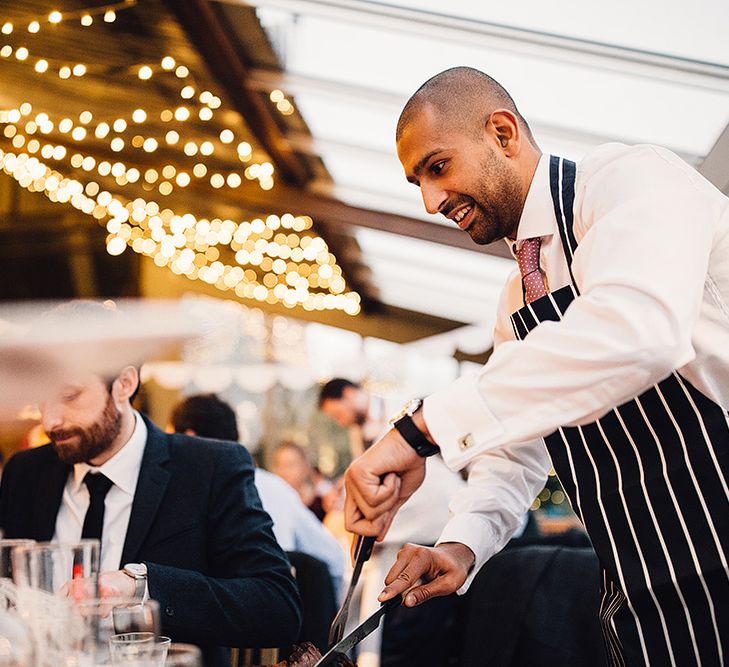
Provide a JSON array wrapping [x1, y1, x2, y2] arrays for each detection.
[[510, 156, 729, 666]]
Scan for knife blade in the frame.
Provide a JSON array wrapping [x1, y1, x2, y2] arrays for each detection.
[[327, 534, 376, 647], [315, 595, 402, 667]]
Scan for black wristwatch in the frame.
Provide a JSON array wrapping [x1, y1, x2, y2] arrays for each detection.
[[390, 399, 440, 458]]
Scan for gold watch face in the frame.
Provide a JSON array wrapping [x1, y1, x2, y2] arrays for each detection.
[[390, 398, 422, 425]]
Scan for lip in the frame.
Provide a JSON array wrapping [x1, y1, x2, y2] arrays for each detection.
[[53, 435, 76, 446], [447, 204, 475, 231]]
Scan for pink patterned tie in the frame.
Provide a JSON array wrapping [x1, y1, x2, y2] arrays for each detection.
[[516, 237, 547, 304]]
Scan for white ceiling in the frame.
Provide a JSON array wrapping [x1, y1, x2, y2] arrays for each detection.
[[241, 0, 729, 324]]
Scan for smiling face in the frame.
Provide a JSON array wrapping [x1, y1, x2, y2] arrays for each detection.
[[397, 104, 526, 245]]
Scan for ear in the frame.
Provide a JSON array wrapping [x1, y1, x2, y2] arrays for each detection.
[[111, 365, 139, 404], [487, 109, 521, 157]]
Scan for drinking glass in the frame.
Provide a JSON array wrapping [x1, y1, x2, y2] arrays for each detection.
[[109, 632, 155, 664], [69, 597, 160, 666], [0, 539, 34, 610], [0, 539, 35, 579], [12, 540, 100, 598], [11, 542, 100, 667], [108, 633, 171, 666]]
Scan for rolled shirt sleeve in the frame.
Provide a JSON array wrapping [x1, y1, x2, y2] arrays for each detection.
[[436, 438, 551, 594]]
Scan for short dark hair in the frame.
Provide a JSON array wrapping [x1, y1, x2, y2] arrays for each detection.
[[397, 66, 536, 146], [318, 378, 360, 407], [170, 393, 239, 442]]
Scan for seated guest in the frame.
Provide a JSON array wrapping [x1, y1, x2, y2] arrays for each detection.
[[270, 442, 330, 521], [169, 394, 346, 597], [0, 347, 301, 667]]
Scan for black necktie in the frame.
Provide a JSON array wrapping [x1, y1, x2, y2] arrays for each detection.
[[81, 472, 114, 542]]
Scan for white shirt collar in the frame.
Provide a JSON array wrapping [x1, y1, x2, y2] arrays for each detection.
[[72, 411, 147, 496], [506, 154, 555, 255]]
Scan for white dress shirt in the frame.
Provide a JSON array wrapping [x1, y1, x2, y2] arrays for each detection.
[[256, 468, 347, 600], [254, 468, 346, 596], [428, 143, 729, 591], [53, 412, 147, 572]]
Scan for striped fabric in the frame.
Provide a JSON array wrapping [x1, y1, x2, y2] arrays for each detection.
[[509, 156, 729, 666]]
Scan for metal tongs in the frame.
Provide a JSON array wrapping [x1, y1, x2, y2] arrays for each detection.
[[327, 534, 376, 648], [315, 594, 402, 666]]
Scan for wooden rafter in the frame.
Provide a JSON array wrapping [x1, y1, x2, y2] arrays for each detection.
[[166, 0, 309, 187]]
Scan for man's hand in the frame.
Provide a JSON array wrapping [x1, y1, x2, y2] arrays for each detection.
[[344, 427, 427, 541], [99, 570, 136, 599], [378, 542, 475, 607]]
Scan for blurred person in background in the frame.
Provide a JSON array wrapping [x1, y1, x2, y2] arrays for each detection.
[[169, 393, 346, 597], [0, 304, 301, 667], [270, 441, 331, 521], [319, 379, 387, 459]]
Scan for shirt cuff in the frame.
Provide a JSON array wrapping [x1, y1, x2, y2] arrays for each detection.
[[423, 375, 504, 471], [436, 513, 499, 595]]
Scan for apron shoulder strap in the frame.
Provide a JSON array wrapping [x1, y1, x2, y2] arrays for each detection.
[[549, 156, 581, 294]]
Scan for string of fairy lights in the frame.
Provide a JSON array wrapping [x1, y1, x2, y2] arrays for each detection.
[[0, 1, 361, 315], [0, 9, 278, 193], [0, 107, 273, 194]]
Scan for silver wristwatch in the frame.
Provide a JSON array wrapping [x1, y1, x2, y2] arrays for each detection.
[[122, 562, 148, 599]]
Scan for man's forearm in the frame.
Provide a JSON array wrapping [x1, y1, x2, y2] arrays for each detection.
[[147, 562, 302, 648]]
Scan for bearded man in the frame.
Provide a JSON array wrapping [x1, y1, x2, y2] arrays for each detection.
[[0, 360, 301, 667]]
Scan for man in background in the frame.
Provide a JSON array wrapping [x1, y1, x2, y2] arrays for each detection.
[[319, 379, 387, 459]]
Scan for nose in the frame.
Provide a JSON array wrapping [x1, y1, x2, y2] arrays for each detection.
[[421, 182, 447, 215], [40, 401, 64, 434]]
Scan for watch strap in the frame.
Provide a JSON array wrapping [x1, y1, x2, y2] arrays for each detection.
[[393, 414, 439, 457]]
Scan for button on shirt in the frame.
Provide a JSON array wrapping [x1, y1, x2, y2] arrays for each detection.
[[53, 412, 147, 572], [428, 143, 729, 591]]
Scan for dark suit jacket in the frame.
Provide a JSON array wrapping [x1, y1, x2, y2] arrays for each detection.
[[0, 416, 302, 667]]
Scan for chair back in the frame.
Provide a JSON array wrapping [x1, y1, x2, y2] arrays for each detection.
[[458, 545, 607, 667], [284, 551, 338, 654]]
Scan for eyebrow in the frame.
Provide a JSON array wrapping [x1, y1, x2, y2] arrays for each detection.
[[407, 149, 443, 183]]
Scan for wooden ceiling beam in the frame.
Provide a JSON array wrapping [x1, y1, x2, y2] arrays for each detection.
[[166, 0, 309, 187]]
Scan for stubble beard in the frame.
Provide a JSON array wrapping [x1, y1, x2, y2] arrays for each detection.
[[50, 394, 122, 465], [466, 155, 523, 246]]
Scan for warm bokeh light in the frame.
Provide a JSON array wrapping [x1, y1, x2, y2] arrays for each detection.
[[0, 8, 359, 315]]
